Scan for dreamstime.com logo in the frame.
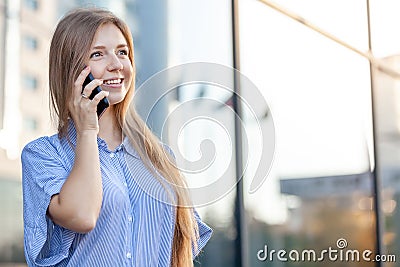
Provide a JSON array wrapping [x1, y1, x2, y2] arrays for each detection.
[[125, 62, 276, 207], [257, 238, 397, 263]]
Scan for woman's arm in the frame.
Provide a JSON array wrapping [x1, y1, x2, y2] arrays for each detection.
[[47, 66, 108, 233], [48, 130, 102, 233]]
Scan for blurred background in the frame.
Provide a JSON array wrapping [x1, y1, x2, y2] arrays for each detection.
[[0, 0, 400, 266]]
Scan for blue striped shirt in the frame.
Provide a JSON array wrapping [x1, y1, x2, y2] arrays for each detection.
[[21, 122, 212, 266]]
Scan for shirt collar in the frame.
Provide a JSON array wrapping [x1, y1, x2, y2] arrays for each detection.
[[122, 136, 140, 159], [66, 120, 130, 154]]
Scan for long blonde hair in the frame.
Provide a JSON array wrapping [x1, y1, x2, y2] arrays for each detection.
[[49, 7, 198, 266]]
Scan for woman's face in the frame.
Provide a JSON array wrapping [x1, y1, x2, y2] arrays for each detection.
[[87, 23, 133, 106]]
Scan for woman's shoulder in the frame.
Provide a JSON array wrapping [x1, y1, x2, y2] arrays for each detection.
[[25, 134, 59, 147], [21, 133, 64, 159]]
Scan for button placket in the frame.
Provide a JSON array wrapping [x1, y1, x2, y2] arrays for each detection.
[[108, 150, 127, 190], [124, 213, 133, 262]]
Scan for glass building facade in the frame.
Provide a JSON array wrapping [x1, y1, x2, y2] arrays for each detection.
[[0, 0, 399, 266]]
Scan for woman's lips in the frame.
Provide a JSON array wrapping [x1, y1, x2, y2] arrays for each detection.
[[102, 78, 124, 88]]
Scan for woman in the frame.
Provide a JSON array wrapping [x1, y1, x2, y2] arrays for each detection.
[[21, 7, 211, 267]]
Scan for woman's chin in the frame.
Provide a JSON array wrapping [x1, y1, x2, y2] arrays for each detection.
[[106, 93, 127, 106]]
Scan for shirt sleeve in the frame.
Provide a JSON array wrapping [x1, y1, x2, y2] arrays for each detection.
[[21, 137, 75, 266], [193, 209, 213, 258]]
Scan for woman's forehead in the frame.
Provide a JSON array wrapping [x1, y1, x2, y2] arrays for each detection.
[[91, 23, 128, 48]]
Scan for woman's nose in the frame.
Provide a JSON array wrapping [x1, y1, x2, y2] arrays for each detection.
[[107, 54, 123, 71]]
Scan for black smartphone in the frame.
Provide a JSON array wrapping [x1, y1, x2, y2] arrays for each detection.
[[82, 73, 110, 117]]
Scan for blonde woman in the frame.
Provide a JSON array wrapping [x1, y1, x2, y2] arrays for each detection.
[[21, 7, 211, 267]]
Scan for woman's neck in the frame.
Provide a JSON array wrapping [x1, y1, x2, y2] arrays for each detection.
[[98, 107, 123, 151]]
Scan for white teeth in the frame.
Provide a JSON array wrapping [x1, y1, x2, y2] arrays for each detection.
[[104, 79, 122, 85]]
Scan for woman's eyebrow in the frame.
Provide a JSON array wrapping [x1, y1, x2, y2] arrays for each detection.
[[91, 44, 128, 50], [91, 45, 106, 50]]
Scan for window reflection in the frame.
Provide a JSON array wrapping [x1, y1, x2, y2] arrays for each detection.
[[277, 174, 375, 267]]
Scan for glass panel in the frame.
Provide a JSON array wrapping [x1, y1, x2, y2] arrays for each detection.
[[370, 1, 400, 266], [165, 0, 235, 266], [372, 57, 400, 267], [240, 0, 377, 266]]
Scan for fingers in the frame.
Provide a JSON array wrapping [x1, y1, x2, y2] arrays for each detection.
[[70, 66, 109, 119], [91, 90, 109, 105], [74, 66, 91, 97], [81, 79, 103, 100], [69, 67, 110, 133], [80, 88, 109, 117], [77, 66, 108, 105]]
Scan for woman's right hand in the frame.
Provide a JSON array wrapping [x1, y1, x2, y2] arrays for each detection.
[[48, 66, 106, 233], [68, 66, 109, 134]]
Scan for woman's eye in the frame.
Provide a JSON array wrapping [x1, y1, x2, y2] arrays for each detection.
[[118, 49, 128, 56], [90, 51, 102, 58]]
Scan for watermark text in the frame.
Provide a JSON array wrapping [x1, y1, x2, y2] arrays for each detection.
[[257, 238, 396, 263]]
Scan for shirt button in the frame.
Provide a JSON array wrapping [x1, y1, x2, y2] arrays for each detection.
[[110, 153, 115, 158], [128, 215, 133, 222], [126, 252, 132, 259], [123, 182, 128, 187]]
